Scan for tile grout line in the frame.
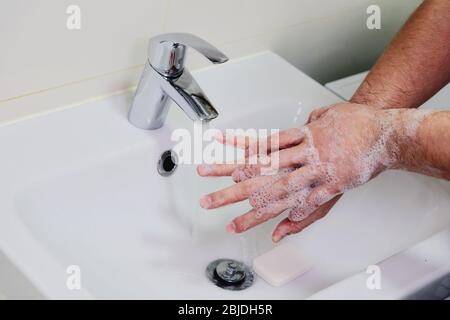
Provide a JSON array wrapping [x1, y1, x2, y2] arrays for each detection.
[[1, 2, 408, 105], [0, 64, 144, 105], [1, 0, 173, 105], [215, 4, 374, 49]]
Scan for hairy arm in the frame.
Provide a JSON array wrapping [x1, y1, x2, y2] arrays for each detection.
[[397, 109, 450, 180], [351, 0, 450, 109]]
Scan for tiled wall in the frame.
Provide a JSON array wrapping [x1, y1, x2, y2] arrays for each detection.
[[0, 0, 421, 103]]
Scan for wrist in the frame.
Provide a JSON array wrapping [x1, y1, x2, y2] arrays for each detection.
[[350, 78, 396, 110], [382, 108, 432, 171], [350, 93, 391, 110], [378, 109, 414, 169]]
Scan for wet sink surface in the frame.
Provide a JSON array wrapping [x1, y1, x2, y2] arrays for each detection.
[[1, 52, 450, 299]]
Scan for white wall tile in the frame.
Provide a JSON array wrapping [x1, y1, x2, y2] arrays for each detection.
[[0, 0, 167, 101], [165, 0, 371, 44], [0, 0, 421, 103], [169, 0, 421, 83], [252, 0, 422, 83]]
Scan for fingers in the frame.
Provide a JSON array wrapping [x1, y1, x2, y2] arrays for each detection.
[[308, 185, 339, 209], [216, 131, 257, 150], [198, 162, 261, 180], [198, 128, 306, 178], [198, 141, 309, 181], [218, 128, 304, 157], [272, 194, 342, 242], [200, 175, 275, 209], [228, 188, 310, 234], [227, 187, 341, 238], [228, 200, 288, 233], [288, 185, 337, 221], [231, 144, 310, 182], [198, 162, 262, 182], [231, 166, 260, 182], [202, 104, 335, 178], [197, 163, 240, 177], [271, 214, 321, 243], [249, 166, 317, 207], [307, 105, 332, 123], [263, 128, 305, 154]]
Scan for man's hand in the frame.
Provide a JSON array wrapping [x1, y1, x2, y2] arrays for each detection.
[[197, 0, 450, 242], [198, 103, 404, 241]]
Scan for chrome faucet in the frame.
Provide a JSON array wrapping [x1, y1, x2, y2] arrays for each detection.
[[128, 33, 228, 130]]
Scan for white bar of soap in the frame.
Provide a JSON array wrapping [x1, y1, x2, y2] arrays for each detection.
[[253, 243, 313, 287]]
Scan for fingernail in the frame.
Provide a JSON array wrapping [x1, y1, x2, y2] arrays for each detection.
[[197, 164, 212, 176], [226, 222, 236, 233], [200, 195, 212, 209], [272, 234, 282, 242]]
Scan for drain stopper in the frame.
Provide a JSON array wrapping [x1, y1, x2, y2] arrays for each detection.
[[206, 258, 254, 290], [215, 260, 246, 283]]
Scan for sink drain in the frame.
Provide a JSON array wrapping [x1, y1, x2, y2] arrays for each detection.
[[206, 258, 254, 290], [157, 150, 178, 176]]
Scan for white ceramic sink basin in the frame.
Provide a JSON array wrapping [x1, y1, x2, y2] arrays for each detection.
[[1, 52, 449, 299]]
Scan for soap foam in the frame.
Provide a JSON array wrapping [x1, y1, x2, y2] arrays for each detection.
[[232, 166, 260, 182], [399, 108, 444, 177], [249, 168, 295, 213], [240, 106, 439, 224], [404, 108, 436, 139]]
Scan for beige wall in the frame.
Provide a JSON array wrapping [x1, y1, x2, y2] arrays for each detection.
[[0, 0, 421, 104]]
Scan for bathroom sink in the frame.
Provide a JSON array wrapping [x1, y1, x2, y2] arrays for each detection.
[[1, 52, 450, 299]]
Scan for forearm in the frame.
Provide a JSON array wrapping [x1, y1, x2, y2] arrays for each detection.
[[351, 0, 450, 109], [394, 109, 450, 180]]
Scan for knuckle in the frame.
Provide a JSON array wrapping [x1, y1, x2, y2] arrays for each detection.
[[241, 181, 254, 196], [280, 176, 291, 188], [208, 193, 220, 207], [248, 193, 258, 208], [234, 216, 251, 232]]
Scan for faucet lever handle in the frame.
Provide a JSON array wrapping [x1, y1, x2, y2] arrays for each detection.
[[148, 33, 228, 78]]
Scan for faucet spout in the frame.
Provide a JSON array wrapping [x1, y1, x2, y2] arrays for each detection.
[[161, 68, 219, 123], [128, 33, 227, 130]]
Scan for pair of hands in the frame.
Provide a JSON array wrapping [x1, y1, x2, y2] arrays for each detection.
[[197, 102, 403, 242]]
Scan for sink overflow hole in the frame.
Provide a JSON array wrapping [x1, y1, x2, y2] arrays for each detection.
[[157, 150, 178, 177]]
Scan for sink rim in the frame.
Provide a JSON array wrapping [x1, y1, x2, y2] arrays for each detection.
[[1, 51, 449, 299]]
